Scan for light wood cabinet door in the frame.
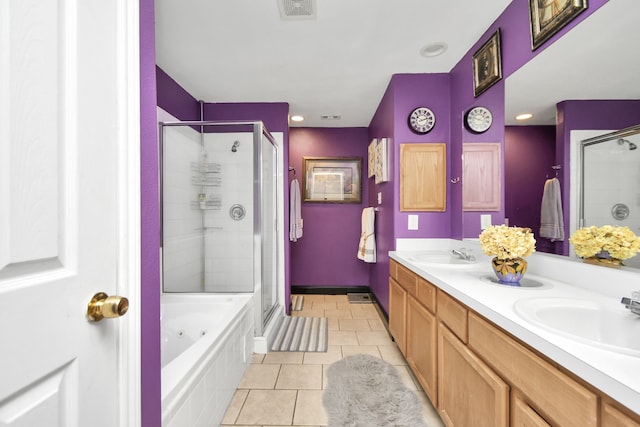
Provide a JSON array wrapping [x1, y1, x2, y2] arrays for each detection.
[[389, 277, 407, 355], [438, 324, 509, 427], [400, 143, 446, 211], [463, 142, 501, 211], [407, 295, 437, 404]]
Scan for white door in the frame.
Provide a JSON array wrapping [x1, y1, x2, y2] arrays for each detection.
[[0, 1, 141, 426]]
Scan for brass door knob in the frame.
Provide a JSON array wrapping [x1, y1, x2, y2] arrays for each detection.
[[87, 292, 129, 321]]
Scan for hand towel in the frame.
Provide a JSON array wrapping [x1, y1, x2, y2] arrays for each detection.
[[540, 177, 564, 241], [289, 178, 303, 242], [357, 207, 376, 263]]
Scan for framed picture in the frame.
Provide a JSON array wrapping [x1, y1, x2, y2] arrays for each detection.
[[374, 138, 389, 184], [303, 157, 362, 203], [529, 0, 587, 51], [472, 29, 502, 97], [368, 139, 378, 178]]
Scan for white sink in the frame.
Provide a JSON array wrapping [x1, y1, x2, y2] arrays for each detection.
[[407, 251, 478, 266], [513, 297, 640, 357]]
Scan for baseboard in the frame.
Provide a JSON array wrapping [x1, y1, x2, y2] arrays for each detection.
[[290, 285, 371, 295]]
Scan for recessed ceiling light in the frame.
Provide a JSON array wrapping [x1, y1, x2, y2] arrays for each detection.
[[515, 113, 534, 121], [291, 115, 304, 122], [420, 42, 448, 58]]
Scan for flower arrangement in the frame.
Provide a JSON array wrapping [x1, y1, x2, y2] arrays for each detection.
[[569, 225, 640, 260], [479, 225, 536, 260]]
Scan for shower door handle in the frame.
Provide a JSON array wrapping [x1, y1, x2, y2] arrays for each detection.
[[86, 292, 129, 321]]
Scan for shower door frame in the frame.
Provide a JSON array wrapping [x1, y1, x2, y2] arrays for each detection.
[[158, 120, 281, 334]]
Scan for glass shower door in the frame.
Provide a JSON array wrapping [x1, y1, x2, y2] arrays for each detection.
[[260, 129, 278, 328]]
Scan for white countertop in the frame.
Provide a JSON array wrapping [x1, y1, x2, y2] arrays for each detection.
[[390, 239, 640, 415]]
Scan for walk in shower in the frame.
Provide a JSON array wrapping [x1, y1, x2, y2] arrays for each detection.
[[160, 120, 281, 333], [574, 124, 640, 268]]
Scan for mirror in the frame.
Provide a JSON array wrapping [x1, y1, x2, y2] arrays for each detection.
[[500, 0, 640, 262]]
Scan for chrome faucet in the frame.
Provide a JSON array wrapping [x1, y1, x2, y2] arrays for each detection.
[[452, 248, 476, 262], [621, 291, 640, 316]]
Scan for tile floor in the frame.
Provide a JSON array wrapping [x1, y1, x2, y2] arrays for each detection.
[[221, 294, 444, 427]]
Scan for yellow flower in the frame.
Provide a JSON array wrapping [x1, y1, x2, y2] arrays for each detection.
[[479, 225, 536, 260], [570, 225, 640, 260]]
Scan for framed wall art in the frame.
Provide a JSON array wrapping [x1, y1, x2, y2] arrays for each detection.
[[529, 0, 587, 51], [303, 157, 362, 203], [472, 29, 502, 97]]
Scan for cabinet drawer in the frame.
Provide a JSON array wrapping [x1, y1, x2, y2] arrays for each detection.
[[512, 391, 551, 427], [468, 313, 597, 427], [601, 400, 640, 427], [437, 290, 468, 342], [389, 259, 398, 281], [415, 277, 436, 314], [396, 263, 417, 295]]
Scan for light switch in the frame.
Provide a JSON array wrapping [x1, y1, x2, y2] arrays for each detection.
[[377, 192, 382, 204], [408, 215, 419, 230], [481, 214, 492, 230]]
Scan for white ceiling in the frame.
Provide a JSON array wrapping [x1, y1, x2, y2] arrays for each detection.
[[155, 1, 639, 129], [155, 0, 511, 127]]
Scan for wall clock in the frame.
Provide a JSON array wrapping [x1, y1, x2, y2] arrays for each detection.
[[408, 107, 436, 134], [464, 106, 493, 133]]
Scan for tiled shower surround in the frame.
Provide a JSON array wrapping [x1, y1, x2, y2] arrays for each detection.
[[162, 121, 255, 293]]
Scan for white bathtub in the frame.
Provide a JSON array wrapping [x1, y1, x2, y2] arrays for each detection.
[[161, 293, 254, 427]]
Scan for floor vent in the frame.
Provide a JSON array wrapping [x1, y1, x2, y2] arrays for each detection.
[[347, 293, 373, 304], [278, 0, 316, 19]]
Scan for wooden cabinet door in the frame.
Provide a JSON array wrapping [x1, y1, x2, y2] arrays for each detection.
[[400, 143, 446, 211], [389, 277, 407, 355], [438, 324, 509, 427], [407, 295, 438, 404], [463, 142, 501, 211]]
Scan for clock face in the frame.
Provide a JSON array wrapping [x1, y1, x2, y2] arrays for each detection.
[[465, 106, 493, 133], [408, 107, 436, 134]]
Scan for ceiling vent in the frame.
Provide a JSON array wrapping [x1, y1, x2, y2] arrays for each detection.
[[278, 0, 316, 20]]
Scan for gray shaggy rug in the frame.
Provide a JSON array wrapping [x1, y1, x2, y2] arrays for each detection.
[[323, 354, 428, 427]]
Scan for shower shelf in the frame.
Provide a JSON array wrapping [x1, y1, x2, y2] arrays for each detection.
[[191, 161, 221, 173], [191, 175, 221, 186], [191, 200, 222, 210]]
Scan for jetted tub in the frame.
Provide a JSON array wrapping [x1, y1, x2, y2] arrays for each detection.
[[161, 294, 254, 427]]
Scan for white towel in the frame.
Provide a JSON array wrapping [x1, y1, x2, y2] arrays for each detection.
[[289, 178, 303, 242], [357, 207, 376, 263], [539, 177, 564, 241]]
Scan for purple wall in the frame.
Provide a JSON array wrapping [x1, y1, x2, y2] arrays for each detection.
[[140, 0, 161, 425], [390, 74, 452, 239], [505, 126, 556, 253], [289, 128, 371, 288], [367, 81, 397, 313], [156, 66, 200, 120]]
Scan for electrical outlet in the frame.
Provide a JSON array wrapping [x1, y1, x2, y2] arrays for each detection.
[[408, 215, 419, 230], [481, 214, 492, 229]]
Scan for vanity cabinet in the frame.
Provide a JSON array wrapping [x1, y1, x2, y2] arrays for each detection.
[[388, 259, 640, 427], [400, 143, 446, 212]]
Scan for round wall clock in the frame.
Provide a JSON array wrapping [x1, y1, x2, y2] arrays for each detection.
[[408, 107, 436, 134], [465, 106, 493, 133]]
